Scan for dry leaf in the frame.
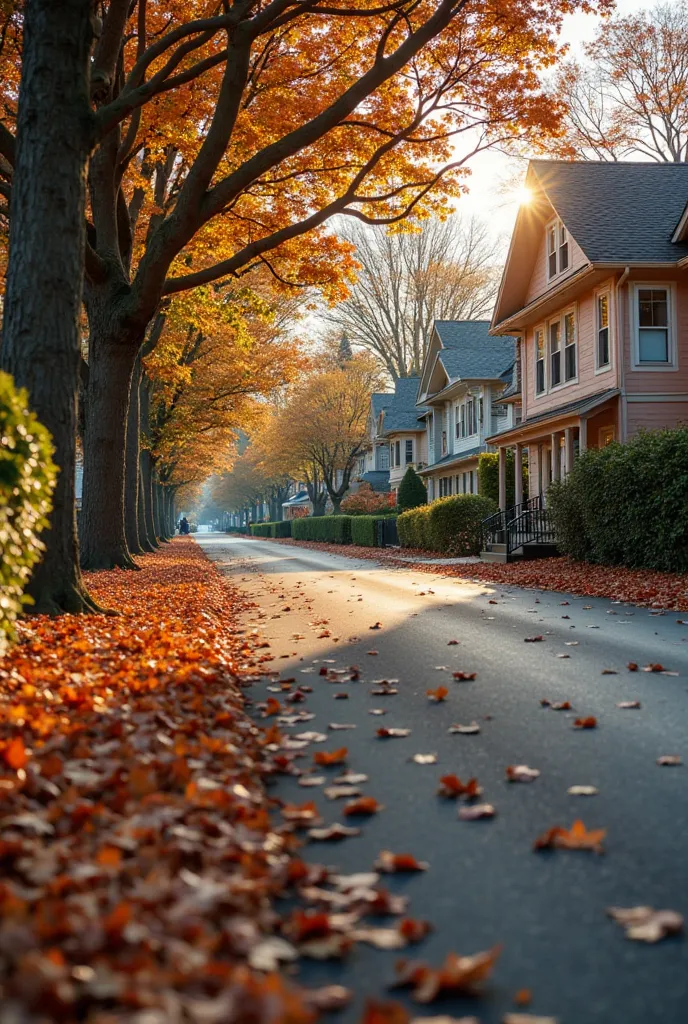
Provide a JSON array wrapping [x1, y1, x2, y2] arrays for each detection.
[[375, 851, 428, 873], [514, 989, 532, 1007], [607, 906, 684, 943], [314, 747, 348, 766], [377, 727, 411, 738], [334, 771, 368, 784], [452, 671, 477, 681], [524, 636, 544, 643], [249, 936, 298, 971], [657, 755, 682, 766], [617, 701, 641, 709], [329, 722, 356, 730], [534, 819, 605, 854], [448, 722, 480, 735], [568, 785, 599, 796], [437, 774, 482, 800], [304, 986, 353, 1011], [394, 946, 501, 1002], [458, 803, 495, 820], [351, 927, 407, 950], [573, 716, 597, 729], [506, 765, 540, 783], [502, 1016, 559, 1024], [308, 823, 361, 841], [601, 669, 618, 675], [344, 796, 383, 816], [369, 622, 383, 630], [427, 686, 449, 702], [324, 785, 361, 800], [412, 753, 438, 764]]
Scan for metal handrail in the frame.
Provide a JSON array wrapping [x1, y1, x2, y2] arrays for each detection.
[[481, 494, 542, 548], [506, 507, 556, 554]]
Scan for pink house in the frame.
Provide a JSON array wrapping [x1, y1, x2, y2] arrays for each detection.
[[488, 160, 688, 521]]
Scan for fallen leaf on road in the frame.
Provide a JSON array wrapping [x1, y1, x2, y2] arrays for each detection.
[[248, 936, 298, 971], [367, 650, 379, 656], [300, 933, 353, 958], [263, 697, 282, 717], [627, 662, 638, 671], [514, 989, 532, 1007], [377, 727, 411, 738], [607, 906, 684, 943], [335, 771, 369, 784], [506, 765, 540, 783], [375, 851, 428, 873], [458, 803, 495, 820], [393, 946, 501, 1002], [369, 622, 383, 630], [352, 927, 407, 950], [329, 722, 356, 730], [299, 775, 326, 787], [334, 692, 349, 699], [324, 786, 361, 800], [399, 918, 433, 943], [304, 986, 353, 1011], [564, 641, 579, 646], [617, 701, 641, 709], [331, 872, 380, 890], [657, 755, 682, 766], [601, 669, 618, 675], [412, 753, 438, 764], [359, 1001, 409, 1024], [437, 774, 482, 799], [371, 686, 398, 696], [524, 636, 544, 643], [427, 686, 449, 702], [642, 663, 669, 673], [534, 819, 605, 854], [314, 747, 348, 766], [573, 716, 597, 729], [308, 823, 361, 841], [447, 640, 460, 645], [295, 731, 328, 743], [452, 671, 477, 681], [556, 654, 570, 659], [369, 708, 387, 715], [503, 1016, 559, 1024], [281, 801, 322, 827], [541, 699, 572, 710], [449, 722, 481, 734], [568, 785, 599, 796], [344, 796, 383, 816]]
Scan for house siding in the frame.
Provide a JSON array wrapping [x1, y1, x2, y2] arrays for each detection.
[[626, 400, 688, 435], [524, 226, 588, 307]]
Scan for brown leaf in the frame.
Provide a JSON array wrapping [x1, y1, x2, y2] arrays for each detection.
[[394, 946, 501, 1002], [573, 716, 597, 729], [534, 819, 605, 854], [314, 747, 348, 766], [657, 755, 682, 766], [427, 686, 449, 702], [437, 774, 482, 800], [514, 989, 532, 1007], [506, 765, 540, 783], [375, 850, 428, 873], [308, 823, 361, 841], [452, 671, 477, 681], [369, 622, 383, 630], [344, 796, 383, 816], [617, 701, 641, 709], [524, 636, 544, 643], [304, 985, 353, 1011], [4, 737, 28, 771], [377, 727, 411, 738], [627, 662, 638, 671]]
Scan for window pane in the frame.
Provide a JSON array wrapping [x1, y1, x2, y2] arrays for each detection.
[[548, 251, 557, 278], [549, 321, 561, 351], [536, 360, 545, 394], [639, 328, 669, 362], [564, 312, 575, 345], [598, 326, 610, 366], [551, 350, 561, 386], [559, 240, 569, 272], [548, 226, 556, 254], [405, 440, 413, 463], [638, 288, 668, 327], [565, 343, 576, 380], [535, 329, 544, 359], [598, 294, 609, 329]]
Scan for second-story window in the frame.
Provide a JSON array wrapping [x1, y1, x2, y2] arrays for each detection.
[[459, 405, 466, 438], [564, 311, 577, 381], [405, 439, 413, 464], [395, 440, 401, 466], [547, 219, 569, 280], [441, 430, 447, 455], [535, 327, 545, 395], [466, 399, 477, 436], [596, 293, 610, 368], [549, 320, 562, 387]]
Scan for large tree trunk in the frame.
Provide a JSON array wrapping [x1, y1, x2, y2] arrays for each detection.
[[138, 374, 158, 549], [80, 328, 139, 570], [124, 354, 143, 555], [0, 0, 99, 614], [152, 477, 166, 540]]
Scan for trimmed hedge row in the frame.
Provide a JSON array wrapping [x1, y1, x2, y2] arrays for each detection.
[[292, 516, 353, 544], [0, 372, 56, 656], [398, 494, 497, 555], [249, 521, 292, 538], [350, 514, 397, 547], [225, 525, 251, 535], [547, 428, 688, 572]]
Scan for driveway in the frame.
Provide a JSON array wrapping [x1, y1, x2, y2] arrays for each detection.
[[198, 534, 688, 1024]]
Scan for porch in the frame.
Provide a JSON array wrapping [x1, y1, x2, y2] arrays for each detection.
[[481, 390, 620, 562]]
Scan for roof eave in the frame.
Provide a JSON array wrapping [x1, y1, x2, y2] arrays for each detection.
[[490, 264, 599, 334]]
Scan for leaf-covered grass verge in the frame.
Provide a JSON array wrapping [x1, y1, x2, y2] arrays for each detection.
[[0, 539, 316, 1022]]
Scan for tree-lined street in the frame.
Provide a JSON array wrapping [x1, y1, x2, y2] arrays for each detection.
[[200, 533, 688, 1024]]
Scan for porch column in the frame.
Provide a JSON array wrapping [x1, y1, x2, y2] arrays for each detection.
[[579, 418, 588, 454], [551, 432, 561, 483], [498, 446, 507, 510], [533, 444, 542, 498], [564, 427, 575, 476], [514, 443, 524, 505]]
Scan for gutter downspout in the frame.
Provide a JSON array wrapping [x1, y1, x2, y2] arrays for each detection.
[[616, 266, 630, 442]]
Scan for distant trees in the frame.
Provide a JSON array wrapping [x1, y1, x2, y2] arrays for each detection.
[[325, 217, 500, 379], [552, 2, 688, 162]]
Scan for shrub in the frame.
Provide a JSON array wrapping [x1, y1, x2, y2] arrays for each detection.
[[292, 516, 353, 544], [341, 483, 396, 516], [548, 428, 688, 572], [427, 494, 496, 555], [249, 521, 292, 538], [350, 514, 398, 547], [397, 504, 431, 550], [478, 451, 528, 507], [225, 525, 250, 535], [397, 465, 427, 510], [0, 372, 56, 656]]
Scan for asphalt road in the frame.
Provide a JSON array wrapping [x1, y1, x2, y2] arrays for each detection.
[[197, 533, 688, 1024]]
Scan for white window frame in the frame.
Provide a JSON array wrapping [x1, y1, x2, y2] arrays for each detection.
[[563, 309, 577, 383], [534, 325, 546, 396], [631, 282, 677, 371], [545, 307, 578, 394], [405, 438, 414, 464], [594, 288, 613, 374], [546, 218, 570, 282]]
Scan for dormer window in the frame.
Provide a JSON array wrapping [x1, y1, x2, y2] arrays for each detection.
[[547, 219, 569, 280]]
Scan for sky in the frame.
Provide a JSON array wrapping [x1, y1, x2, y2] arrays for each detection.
[[461, 0, 654, 253]]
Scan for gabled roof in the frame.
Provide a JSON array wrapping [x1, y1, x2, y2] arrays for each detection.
[[433, 321, 516, 381], [371, 391, 393, 419], [380, 377, 427, 435], [528, 160, 688, 264], [360, 470, 390, 492]]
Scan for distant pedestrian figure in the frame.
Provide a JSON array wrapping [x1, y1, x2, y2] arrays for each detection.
[[179, 516, 190, 535]]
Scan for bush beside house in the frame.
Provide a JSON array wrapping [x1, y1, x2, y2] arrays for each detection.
[[397, 465, 427, 510], [548, 428, 688, 572], [0, 372, 56, 656], [341, 484, 396, 516], [478, 451, 528, 508], [249, 521, 292, 538], [398, 494, 496, 555]]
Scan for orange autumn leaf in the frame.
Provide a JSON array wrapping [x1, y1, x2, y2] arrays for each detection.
[[314, 747, 348, 766], [437, 774, 481, 799], [398, 918, 433, 942], [573, 716, 597, 729], [343, 796, 382, 816], [4, 737, 28, 770], [263, 697, 282, 717], [97, 846, 123, 868], [375, 850, 428, 873], [452, 670, 477, 681], [514, 988, 532, 1006], [426, 686, 448, 702], [281, 801, 321, 826], [394, 945, 501, 1002], [534, 819, 606, 854], [360, 1000, 410, 1024]]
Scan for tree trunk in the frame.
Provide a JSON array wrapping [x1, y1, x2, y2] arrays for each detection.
[[138, 374, 157, 549], [153, 479, 166, 540], [137, 463, 154, 551], [0, 0, 99, 614], [124, 354, 142, 555], [80, 330, 139, 570]]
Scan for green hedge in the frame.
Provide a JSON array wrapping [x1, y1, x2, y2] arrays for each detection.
[[0, 372, 56, 656], [249, 521, 292, 538], [478, 451, 528, 507], [350, 514, 398, 547], [548, 428, 688, 572], [397, 465, 427, 510], [398, 494, 496, 555], [292, 516, 353, 544], [225, 525, 250, 535]]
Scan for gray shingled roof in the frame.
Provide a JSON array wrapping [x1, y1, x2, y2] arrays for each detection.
[[434, 321, 516, 380], [530, 160, 688, 263], [381, 377, 428, 435], [360, 470, 390, 493], [371, 392, 393, 419]]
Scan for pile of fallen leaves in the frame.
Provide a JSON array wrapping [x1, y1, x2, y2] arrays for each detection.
[[0, 540, 318, 1023], [270, 539, 688, 610]]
